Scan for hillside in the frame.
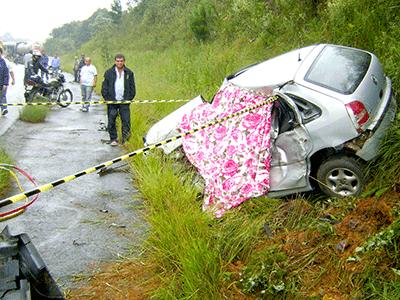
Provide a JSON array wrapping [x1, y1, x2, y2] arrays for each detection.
[[45, 0, 400, 299]]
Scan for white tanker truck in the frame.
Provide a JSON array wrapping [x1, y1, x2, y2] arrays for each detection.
[[0, 41, 42, 64]]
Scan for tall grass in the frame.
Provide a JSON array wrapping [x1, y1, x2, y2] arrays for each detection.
[[368, 112, 400, 191], [129, 152, 273, 298]]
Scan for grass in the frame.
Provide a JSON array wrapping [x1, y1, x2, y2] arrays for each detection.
[[0, 148, 13, 198], [367, 112, 400, 192]]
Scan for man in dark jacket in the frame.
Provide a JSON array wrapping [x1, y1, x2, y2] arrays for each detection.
[[101, 54, 136, 146], [0, 48, 10, 116]]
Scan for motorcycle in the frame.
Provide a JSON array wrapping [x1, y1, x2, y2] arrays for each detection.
[[24, 73, 73, 108]]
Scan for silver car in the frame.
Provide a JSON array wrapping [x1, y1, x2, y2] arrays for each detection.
[[145, 44, 397, 198]]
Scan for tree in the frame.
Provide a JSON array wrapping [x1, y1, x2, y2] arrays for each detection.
[[110, 0, 123, 24]]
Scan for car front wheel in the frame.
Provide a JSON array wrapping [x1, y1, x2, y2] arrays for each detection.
[[316, 156, 365, 198]]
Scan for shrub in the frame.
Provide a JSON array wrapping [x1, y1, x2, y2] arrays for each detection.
[[19, 98, 49, 123], [189, 1, 216, 42]]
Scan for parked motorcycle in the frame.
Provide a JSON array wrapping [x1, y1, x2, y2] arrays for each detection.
[[24, 73, 73, 108]]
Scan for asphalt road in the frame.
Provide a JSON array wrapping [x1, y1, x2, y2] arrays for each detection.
[[0, 69, 146, 289]]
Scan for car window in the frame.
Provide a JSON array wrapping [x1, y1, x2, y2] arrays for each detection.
[[305, 46, 371, 95], [272, 99, 297, 134], [286, 94, 322, 124]]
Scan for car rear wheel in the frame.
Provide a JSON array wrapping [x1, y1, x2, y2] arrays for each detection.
[[316, 156, 365, 198]]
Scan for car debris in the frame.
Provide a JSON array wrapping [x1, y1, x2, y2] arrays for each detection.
[[0, 226, 65, 299]]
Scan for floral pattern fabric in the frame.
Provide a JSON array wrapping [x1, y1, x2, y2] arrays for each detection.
[[180, 84, 273, 217]]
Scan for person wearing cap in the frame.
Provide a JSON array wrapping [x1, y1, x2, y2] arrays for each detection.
[[0, 48, 9, 116], [101, 54, 135, 146]]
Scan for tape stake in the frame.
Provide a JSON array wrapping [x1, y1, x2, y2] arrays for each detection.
[[0, 95, 277, 208]]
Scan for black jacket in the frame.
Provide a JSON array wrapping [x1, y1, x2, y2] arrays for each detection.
[[101, 65, 136, 101], [27, 59, 48, 78]]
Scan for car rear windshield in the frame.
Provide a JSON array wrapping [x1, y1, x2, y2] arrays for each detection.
[[305, 46, 371, 94]]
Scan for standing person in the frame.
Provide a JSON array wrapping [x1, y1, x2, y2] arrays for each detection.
[[0, 51, 15, 116], [23, 50, 32, 86], [73, 56, 80, 82], [39, 50, 49, 81], [51, 55, 61, 75], [101, 54, 136, 146], [79, 57, 97, 112], [78, 54, 85, 72], [0, 48, 10, 116]]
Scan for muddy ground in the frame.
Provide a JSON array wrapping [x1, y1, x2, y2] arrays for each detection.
[[0, 70, 146, 290]]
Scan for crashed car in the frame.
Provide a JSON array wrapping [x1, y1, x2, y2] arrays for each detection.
[[145, 44, 397, 198]]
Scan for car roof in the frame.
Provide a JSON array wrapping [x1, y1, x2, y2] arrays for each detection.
[[229, 45, 317, 89]]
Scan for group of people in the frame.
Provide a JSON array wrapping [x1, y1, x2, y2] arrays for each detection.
[[1, 46, 136, 147], [76, 53, 136, 146], [23, 50, 61, 84]]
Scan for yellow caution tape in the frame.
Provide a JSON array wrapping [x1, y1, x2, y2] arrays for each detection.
[[0, 99, 190, 107], [0, 95, 278, 208]]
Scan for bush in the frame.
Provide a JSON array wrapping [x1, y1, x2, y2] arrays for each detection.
[[189, 1, 216, 42], [19, 98, 49, 123]]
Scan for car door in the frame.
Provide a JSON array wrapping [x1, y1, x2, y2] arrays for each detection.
[[268, 92, 313, 196]]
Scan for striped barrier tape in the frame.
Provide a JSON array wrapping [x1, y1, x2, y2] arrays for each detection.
[[0, 99, 190, 107], [0, 95, 278, 209]]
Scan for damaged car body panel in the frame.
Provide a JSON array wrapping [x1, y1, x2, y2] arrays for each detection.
[[145, 44, 397, 198], [268, 92, 313, 194]]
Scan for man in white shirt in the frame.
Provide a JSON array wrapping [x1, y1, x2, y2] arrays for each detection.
[[79, 57, 97, 112]]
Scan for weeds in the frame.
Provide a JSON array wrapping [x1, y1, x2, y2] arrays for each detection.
[[239, 247, 289, 298], [0, 148, 13, 197]]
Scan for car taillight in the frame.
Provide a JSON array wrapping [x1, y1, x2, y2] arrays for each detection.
[[345, 100, 369, 132]]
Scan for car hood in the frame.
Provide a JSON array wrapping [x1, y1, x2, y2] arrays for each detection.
[[228, 45, 316, 89]]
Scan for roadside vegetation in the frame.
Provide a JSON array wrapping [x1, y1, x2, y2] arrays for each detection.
[[0, 148, 13, 198], [19, 99, 49, 123], [51, 0, 400, 298]]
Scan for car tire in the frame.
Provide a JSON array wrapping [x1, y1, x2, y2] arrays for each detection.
[[316, 155, 365, 198]]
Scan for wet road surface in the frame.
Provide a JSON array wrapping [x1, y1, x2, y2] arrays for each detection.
[[0, 70, 146, 289]]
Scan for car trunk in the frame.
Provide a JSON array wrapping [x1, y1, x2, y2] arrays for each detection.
[[302, 45, 391, 131], [351, 55, 392, 131]]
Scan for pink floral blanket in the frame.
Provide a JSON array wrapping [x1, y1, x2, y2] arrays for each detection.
[[180, 84, 273, 217]]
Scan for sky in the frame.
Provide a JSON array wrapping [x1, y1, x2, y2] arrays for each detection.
[[0, 0, 126, 42]]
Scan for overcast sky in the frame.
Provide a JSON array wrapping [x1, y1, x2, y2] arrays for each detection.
[[0, 0, 126, 42]]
